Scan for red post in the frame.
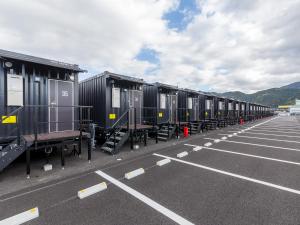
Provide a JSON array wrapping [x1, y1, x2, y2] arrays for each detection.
[[240, 118, 244, 125], [183, 126, 189, 137]]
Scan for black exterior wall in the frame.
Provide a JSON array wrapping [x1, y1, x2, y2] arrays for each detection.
[[239, 101, 247, 119], [216, 97, 226, 120], [143, 83, 178, 125], [0, 52, 81, 142], [79, 71, 144, 130], [203, 94, 216, 120], [178, 89, 203, 122], [226, 99, 236, 119]]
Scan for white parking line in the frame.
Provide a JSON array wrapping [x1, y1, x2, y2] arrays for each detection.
[[183, 144, 300, 166], [95, 170, 194, 225], [244, 131, 300, 138], [153, 153, 300, 195], [221, 134, 300, 144], [250, 129, 300, 135], [256, 127, 300, 132], [204, 138, 300, 152]]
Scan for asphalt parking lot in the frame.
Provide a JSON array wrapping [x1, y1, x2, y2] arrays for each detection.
[[1, 115, 300, 225]]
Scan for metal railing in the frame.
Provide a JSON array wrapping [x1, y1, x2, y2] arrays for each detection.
[[0, 105, 93, 146]]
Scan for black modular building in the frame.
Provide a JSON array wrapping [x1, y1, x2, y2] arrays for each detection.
[[226, 98, 237, 124], [79, 71, 145, 130], [0, 49, 91, 176], [143, 82, 179, 125], [79, 71, 153, 154]]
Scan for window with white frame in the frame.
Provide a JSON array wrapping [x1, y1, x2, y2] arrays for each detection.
[[112, 87, 120, 108], [206, 100, 211, 110], [188, 97, 193, 109], [218, 101, 224, 110], [160, 93, 166, 109]]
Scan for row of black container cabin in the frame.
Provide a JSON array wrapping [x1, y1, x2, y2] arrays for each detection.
[[0, 49, 273, 174], [79, 71, 272, 152], [79, 72, 271, 130]]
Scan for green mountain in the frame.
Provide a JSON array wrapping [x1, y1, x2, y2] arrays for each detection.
[[216, 82, 300, 108]]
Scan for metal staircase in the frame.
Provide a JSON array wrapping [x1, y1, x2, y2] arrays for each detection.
[[204, 120, 218, 130], [0, 106, 28, 171], [0, 138, 30, 171], [101, 128, 129, 154], [157, 124, 176, 141], [101, 109, 130, 154], [188, 122, 202, 134]]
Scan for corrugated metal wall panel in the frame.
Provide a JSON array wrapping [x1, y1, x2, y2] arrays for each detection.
[[0, 59, 79, 141]]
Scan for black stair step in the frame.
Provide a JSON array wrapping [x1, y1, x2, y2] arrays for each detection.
[[110, 136, 122, 141], [159, 129, 169, 133], [101, 146, 113, 153], [162, 126, 174, 129], [117, 132, 126, 136], [158, 132, 168, 136], [106, 141, 117, 146], [158, 137, 168, 141]]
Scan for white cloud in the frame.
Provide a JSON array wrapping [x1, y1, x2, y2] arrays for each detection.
[[0, 0, 299, 93], [152, 0, 300, 93]]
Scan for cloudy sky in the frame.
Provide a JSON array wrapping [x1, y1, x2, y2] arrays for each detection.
[[0, 0, 299, 93]]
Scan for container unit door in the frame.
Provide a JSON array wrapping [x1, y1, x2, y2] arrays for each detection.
[[169, 95, 177, 124], [128, 90, 142, 126], [189, 97, 199, 121], [228, 102, 233, 118], [34, 81, 41, 133], [205, 99, 213, 119], [57, 81, 74, 131], [49, 80, 57, 132], [158, 93, 168, 124], [240, 104, 245, 118], [235, 103, 239, 118], [218, 101, 225, 119], [48, 80, 74, 132]]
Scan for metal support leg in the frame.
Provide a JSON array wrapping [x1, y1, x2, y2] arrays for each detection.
[[88, 139, 91, 163], [144, 130, 147, 146], [61, 145, 65, 169], [156, 127, 158, 144], [130, 130, 133, 150], [78, 136, 82, 157], [26, 145, 30, 179]]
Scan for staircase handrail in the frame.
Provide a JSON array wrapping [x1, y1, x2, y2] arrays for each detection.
[[111, 108, 130, 130]]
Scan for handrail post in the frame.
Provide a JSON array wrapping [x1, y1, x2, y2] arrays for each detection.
[[79, 107, 83, 156], [34, 106, 38, 149], [134, 107, 137, 131], [17, 110, 21, 145], [113, 132, 116, 151]]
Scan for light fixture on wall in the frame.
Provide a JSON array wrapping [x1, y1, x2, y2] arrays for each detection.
[[69, 74, 74, 81], [4, 61, 13, 68]]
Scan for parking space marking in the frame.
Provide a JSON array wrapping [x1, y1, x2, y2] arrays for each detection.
[[153, 153, 300, 195], [204, 138, 300, 152], [184, 144, 300, 166], [256, 127, 300, 132], [220, 134, 300, 144], [95, 170, 195, 225], [244, 131, 300, 138], [252, 129, 300, 135]]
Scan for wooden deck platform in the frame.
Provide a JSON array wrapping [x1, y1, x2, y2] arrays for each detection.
[[23, 130, 88, 143], [122, 124, 154, 130]]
